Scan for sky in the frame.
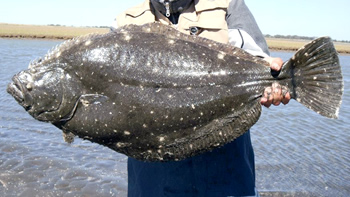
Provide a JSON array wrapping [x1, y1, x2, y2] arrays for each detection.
[[1, 0, 349, 41]]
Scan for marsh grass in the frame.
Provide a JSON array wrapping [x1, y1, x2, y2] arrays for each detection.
[[266, 38, 350, 54], [0, 23, 108, 39], [1, 23, 349, 54]]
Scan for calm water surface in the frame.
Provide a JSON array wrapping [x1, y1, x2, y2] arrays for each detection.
[[0, 38, 349, 196]]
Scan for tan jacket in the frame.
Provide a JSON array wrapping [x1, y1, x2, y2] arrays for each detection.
[[116, 0, 231, 44]]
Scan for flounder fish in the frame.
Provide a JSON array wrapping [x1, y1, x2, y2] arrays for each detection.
[[7, 23, 343, 161]]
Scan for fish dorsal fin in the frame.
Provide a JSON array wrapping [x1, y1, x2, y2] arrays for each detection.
[[114, 22, 266, 65], [29, 33, 103, 69]]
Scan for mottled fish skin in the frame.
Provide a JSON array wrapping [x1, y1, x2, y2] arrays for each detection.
[[7, 23, 343, 161]]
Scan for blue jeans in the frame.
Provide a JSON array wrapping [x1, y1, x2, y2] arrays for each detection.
[[128, 131, 257, 197]]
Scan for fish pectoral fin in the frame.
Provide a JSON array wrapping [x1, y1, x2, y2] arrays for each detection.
[[79, 94, 109, 107], [62, 131, 75, 144], [57, 94, 109, 122]]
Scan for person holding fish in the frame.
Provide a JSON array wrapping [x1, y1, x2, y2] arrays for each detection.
[[112, 0, 290, 196]]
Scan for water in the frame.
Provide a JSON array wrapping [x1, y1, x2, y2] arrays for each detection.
[[0, 38, 349, 196]]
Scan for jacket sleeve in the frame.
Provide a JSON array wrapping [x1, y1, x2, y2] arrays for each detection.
[[226, 0, 270, 57]]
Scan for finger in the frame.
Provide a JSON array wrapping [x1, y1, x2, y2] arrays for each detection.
[[271, 62, 280, 71], [271, 83, 282, 106], [282, 92, 291, 105], [271, 58, 283, 71], [271, 58, 284, 71], [281, 86, 289, 97], [281, 86, 291, 105], [262, 98, 272, 108], [264, 57, 284, 71], [261, 87, 272, 107]]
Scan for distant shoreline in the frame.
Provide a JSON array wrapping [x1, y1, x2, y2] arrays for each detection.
[[0, 23, 109, 40], [1, 23, 349, 54]]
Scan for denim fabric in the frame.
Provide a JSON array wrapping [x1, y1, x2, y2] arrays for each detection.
[[128, 131, 256, 197]]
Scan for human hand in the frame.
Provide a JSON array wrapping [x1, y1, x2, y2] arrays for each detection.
[[261, 57, 291, 107]]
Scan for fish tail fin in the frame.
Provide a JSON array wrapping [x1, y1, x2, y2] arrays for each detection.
[[283, 37, 343, 119]]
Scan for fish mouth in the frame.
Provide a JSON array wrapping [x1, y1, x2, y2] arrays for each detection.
[[7, 76, 33, 111]]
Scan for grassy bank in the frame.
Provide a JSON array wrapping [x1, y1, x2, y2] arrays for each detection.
[[266, 38, 350, 54], [0, 23, 108, 39], [1, 23, 349, 54]]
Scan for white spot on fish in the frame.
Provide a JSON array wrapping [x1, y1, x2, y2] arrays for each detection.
[[85, 40, 92, 46], [159, 137, 165, 142], [124, 131, 131, 135], [116, 142, 125, 147], [211, 70, 227, 76], [168, 40, 175, 44], [56, 52, 61, 58], [66, 73, 71, 80], [150, 111, 154, 114], [217, 52, 225, 60], [124, 34, 131, 41], [81, 99, 90, 107], [191, 104, 196, 109]]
